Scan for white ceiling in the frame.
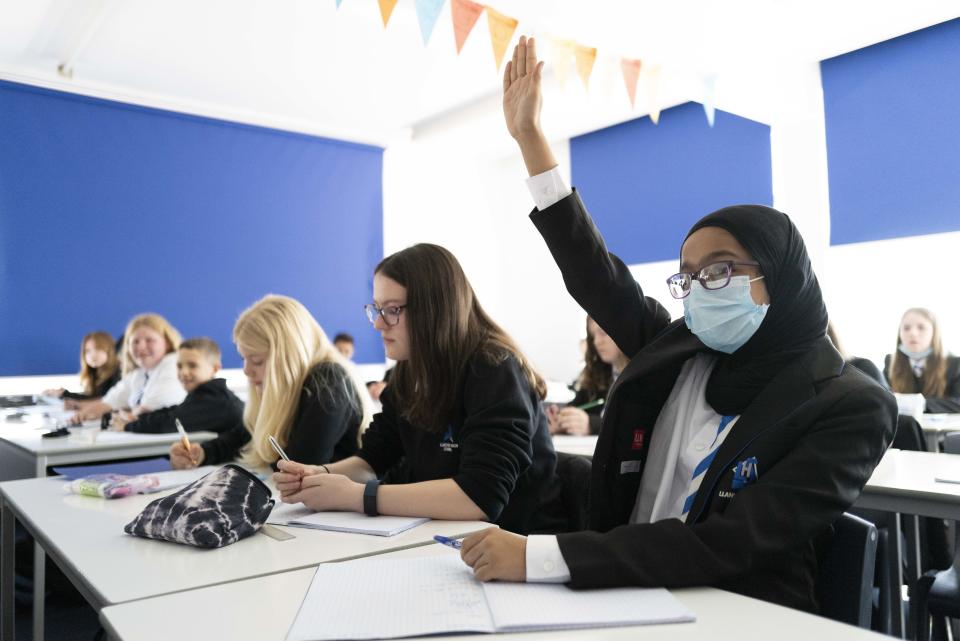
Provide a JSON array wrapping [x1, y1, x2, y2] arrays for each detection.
[[1, 0, 958, 146]]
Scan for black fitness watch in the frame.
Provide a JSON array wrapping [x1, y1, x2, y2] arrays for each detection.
[[363, 479, 380, 516]]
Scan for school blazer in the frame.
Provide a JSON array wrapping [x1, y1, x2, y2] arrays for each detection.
[[532, 191, 897, 613], [884, 353, 960, 414]]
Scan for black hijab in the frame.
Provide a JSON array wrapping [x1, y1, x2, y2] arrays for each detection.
[[683, 205, 828, 415]]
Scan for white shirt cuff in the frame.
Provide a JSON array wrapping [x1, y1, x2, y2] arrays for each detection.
[[525, 535, 571, 583], [525, 166, 572, 211]]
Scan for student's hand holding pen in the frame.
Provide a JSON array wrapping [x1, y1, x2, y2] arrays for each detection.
[[273, 459, 326, 498], [169, 441, 205, 469], [279, 471, 363, 512], [556, 407, 590, 435], [460, 528, 527, 582]]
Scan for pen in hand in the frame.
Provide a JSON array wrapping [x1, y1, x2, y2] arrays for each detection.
[[434, 535, 463, 550], [269, 435, 302, 494], [175, 418, 197, 466]]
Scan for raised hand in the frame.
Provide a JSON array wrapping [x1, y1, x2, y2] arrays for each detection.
[[502, 35, 544, 142]]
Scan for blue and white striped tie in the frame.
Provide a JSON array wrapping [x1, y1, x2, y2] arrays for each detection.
[[681, 414, 736, 516]]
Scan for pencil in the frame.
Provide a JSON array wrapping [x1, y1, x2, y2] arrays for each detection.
[[175, 418, 197, 466], [575, 398, 605, 411]]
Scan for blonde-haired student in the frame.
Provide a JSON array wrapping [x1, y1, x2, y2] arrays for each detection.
[[43, 331, 121, 407], [170, 295, 372, 469], [73, 314, 185, 422]]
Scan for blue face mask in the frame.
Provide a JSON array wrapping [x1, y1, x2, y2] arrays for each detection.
[[898, 344, 932, 360], [683, 276, 769, 354]]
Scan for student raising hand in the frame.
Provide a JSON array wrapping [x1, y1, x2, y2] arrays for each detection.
[[502, 36, 556, 177]]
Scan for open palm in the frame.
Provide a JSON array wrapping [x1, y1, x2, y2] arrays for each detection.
[[502, 36, 544, 141]]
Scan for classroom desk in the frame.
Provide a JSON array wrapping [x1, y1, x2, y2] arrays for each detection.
[[0, 474, 488, 641], [99, 544, 889, 641], [551, 434, 597, 458], [0, 405, 218, 481], [918, 413, 960, 451]]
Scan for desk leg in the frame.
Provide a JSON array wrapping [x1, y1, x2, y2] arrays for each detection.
[[2, 495, 15, 641], [892, 512, 905, 639], [34, 454, 47, 641]]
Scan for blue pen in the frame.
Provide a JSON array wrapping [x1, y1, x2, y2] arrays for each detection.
[[433, 535, 462, 549]]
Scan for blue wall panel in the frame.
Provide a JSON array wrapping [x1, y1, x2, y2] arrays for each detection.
[[570, 101, 772, 265], [823, 18, 960, 245], [0, 81, 384, 375]]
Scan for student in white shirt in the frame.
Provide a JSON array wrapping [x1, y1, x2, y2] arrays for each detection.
[[72, 313, 186, 422]]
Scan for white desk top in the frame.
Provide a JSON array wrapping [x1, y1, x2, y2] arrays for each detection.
[[0, 474, 487, 608], [857, 449, 960, 519], [0, 421, 217, 457], [918, 413, 960, 432], [100, 545, 888, 641]]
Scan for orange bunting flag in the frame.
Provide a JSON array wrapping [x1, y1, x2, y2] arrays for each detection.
[[378, 0, 398, 27], [574, 44, 597, 89], [620, 58, 642, 108], [486, 7, 518, 70], [451, 0, 484, 54], [549, 38, 575, 90]]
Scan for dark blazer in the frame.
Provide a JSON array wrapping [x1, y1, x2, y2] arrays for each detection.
[[201, 362, 362, 466], [123, 378, 243, 435], [532, 191, 896, 613], [568, 387, 605, 435], [62, 368, 121, 401], [884, 354, 960, 413], [358, 352, 565, 535]]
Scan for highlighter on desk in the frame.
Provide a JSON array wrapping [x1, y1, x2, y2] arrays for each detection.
[[175, 418, 197, 465]]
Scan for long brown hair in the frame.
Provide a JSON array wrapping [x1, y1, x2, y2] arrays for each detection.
[[889, 307, 948, 398], [376, 244, 546, 433], [576, 317, 613, 400], [79, 331, 119, 396]]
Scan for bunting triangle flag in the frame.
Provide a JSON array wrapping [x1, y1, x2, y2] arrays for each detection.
[[335, 0, 344, 8], [550, 38, 575, 90], [620, 58, 642, 108], [378, 0, 398, 27], [644, 63, 662, 124], [415, 0, 445, 45], [574, 44, 597, 89], [486, 7, 518, 70], [451, 0, 484, 54], [701, 73, 718, 127]]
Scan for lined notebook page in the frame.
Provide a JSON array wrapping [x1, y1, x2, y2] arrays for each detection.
[[483, 581, 696, 631], [268, 503, 428, 536], [286, 554, 493, 641]]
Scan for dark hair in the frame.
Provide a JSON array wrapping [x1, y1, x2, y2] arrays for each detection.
[[179, 337, 222, 364], [375, 243, 546, 433], [577, 317, 613, 400], [889, 307, 948, 397], [333, 333, 354, 345]]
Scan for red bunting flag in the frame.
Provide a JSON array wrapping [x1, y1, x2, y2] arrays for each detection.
[[621, 58, 642, 108], [451, 0, 484, 54]]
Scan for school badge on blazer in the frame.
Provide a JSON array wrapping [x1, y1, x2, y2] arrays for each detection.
[[731, 456, 759, 490], [440, 425, 459, 453]]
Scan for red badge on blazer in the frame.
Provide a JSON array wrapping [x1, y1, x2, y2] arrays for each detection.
[[631, 429, 645, 450]]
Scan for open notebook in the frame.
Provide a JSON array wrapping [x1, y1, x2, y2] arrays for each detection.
[[286, 552, 695, 640], [268, 503, 428, 537]]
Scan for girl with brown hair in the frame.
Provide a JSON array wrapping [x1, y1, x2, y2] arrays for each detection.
[[274, 243, 565, 535], [43, 331, 121, 406]]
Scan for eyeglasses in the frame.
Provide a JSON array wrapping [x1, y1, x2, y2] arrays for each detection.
[[666, 261, 762, 299], [364, 303, 406, 327]]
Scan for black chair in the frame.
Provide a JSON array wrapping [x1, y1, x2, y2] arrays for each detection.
[[555, 451, 591, 532], [910, 432, 960, 641], [816, 512, 879, 628]]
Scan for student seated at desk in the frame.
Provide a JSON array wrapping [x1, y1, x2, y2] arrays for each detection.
[[548, 317, 628, 436], [457, 37, 896, 613], [43, 330, 121, 407], [885, 307, 960, 413], [274, 244, 566, 535], [71, 314, 186, 422], [109, 337, 243, 434], [169, 295, 372, 469]]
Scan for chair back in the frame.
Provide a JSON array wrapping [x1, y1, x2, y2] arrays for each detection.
[[893, 414, 926, 451], [816, 512, 879, 628]]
